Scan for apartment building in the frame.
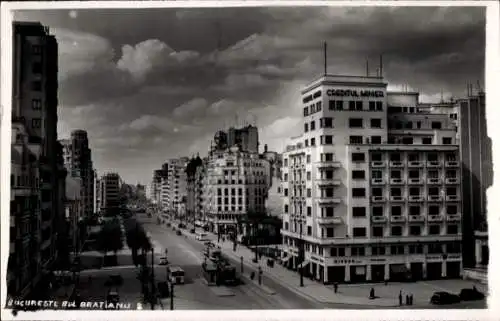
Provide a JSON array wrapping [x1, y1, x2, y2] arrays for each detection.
[[9, 22, 64, 299], [69, 130, 95, 218], [227, 125, 259, 153], [203, 141, 271, 234], [186, 156, 204, 222], [99, 173, 122, 215], [280, 74, 463, 284], [166, 158, 189, 215]]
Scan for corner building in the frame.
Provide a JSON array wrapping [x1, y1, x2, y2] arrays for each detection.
[[281, 75, 462, 284]]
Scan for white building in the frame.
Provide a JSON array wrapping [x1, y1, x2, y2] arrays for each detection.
[[166, 158, 189, 214], [203, 145, 271, 234], [281, 74, 462, 284]]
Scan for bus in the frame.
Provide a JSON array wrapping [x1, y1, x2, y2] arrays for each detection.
[[167, 266, 185, 285]]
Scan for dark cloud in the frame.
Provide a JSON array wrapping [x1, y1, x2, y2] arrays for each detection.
[[13, 6, 485, 184]]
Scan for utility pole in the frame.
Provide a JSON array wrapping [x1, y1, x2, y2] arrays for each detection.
[[170, 281, 174, 310], [150, 248, 156, 310]]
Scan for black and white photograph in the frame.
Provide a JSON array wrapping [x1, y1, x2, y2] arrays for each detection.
[[1, 1, 498, 319]]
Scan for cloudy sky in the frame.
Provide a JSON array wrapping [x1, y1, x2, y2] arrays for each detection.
[[14, 6, 485, 185]]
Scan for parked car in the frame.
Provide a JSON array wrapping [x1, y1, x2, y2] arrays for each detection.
[[159, 257, 169, 265], [430, 291, 461, 305], [459, 288, 485, 301]]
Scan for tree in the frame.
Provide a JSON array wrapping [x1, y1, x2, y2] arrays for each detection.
[[96, 221, 123, 262]]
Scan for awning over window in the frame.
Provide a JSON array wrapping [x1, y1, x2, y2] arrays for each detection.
[[390, 264, 409, 274], [298, 260, 310, 269]]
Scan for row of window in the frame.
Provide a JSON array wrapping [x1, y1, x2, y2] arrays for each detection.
[[353, 152, 457, 163], [329, 100, 384, 112], [223, 170, 266, 176], [328, 242, 460, 257], [213, 179, 266, 185], [304, 118, 382, 133], [388, 119, 444, 130], [371, 169, 457, 179], [388, 136, 453, 145], [216, 187, 267, 196]]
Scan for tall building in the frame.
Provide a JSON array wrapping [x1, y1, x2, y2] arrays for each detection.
[[203, 135, 271, 234], [227, 125, 259, 153], [262, 144, 283, 217], [186, 156, 204, 222], [9, 22, 64, 299], [65, 176, 83, 254], [281, 74, 463, 284], [69, 130, 95, 218], [166, 158, 189, 215], [150, 169, 164, 205], [100, 173, 122, 215], [456, 89, 491, 272]]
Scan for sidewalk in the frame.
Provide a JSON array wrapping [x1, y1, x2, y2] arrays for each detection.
[[180, 226, 397, 307]]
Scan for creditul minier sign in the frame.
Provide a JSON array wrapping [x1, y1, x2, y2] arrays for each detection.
[[326, 89, 384, 98]]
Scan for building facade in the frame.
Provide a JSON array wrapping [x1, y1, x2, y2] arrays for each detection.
[[186, 156, 204, 222], [9, 22, 64, 299], [280, 74, 463, 284], [166, 158, 189, 215], [203, 142, 271, 234], [227, 125, 259, 153], [100, 173, 121, 215], [65, 176, 83, 253]]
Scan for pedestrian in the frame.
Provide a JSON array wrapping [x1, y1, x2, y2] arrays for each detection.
[[410, 294, 413, 305], [405, 294, 409, 305], [333, 282, 338, 293], [370, 287, 375, 299], [398, 291, 403, 306]]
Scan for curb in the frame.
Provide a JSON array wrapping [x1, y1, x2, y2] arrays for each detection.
[[239, 273, 276, 295]]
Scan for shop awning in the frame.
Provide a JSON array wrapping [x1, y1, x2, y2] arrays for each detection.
[[390, 264, 409, 274], [298, 260, 310, 269]]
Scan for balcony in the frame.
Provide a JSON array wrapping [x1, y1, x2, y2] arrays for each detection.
[[408, 178, 423, 185], [428, 215, 444, 222], [371, 216, 387, 224], [427, 161, 442, 168], [371, 196, 385, 203], [390, 161, 404, 167], [446, 195, 460, 202], [390, 178, 404, 185], [318, 197, 342, 204], [390, 196, 405, 202], [427, 178, 441, 185], [317, 161, 342, 168], [445, 161, 459, 167], [371, 178, 385, 185], [371, 161, 386, 168], [390, 216, 406, 223], [445, 177, 459, 184], [409, 215, 425, 223], [446, 214, 461, 222], [317, 179, 341, 186], [408, 161, 424, 168], [408, 195, 424, 202], [317, 217, 343, 225], [427, 195, 442, 202]]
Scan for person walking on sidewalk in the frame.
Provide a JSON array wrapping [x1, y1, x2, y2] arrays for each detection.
[[398, 290, 403, 306], [410, 294, 414, 305], [333, 282, 338, 293]]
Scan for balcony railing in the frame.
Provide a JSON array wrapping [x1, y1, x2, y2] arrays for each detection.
[[409, 215, 425, 223], [408, 195, 423, 202], [390, 161, 404, 167], [390, 216, 406, 223], [408, 161, 424, 168], [408, 178, 423, 185], [371, 216, 387, 224], [390, 196, 404, 202], [318, 197, 342, 204], [371, 161, 386, 167], [445, 177, 459, 184], [446, 214, 461, 222], [317, 217, 343, 225], [445, 161, 459, 167], [427, 178, 441, 185], [427, 195, 442, 202], [371, 178, 384, 185], [446, 195, 460, 202], [317, 161, 342, 168], [427, 161, 442, 167], [317, 179, 341, 186], [428, 215, 444, 222], [390, 178, 404, 185], [371, 196, 385, 202]]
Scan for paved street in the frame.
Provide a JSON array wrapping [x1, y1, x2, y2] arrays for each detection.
[[138, 213, 321, 309]]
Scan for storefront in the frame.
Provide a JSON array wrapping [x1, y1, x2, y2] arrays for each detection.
[[371, 264, 385, 282], [350, 265, 367, 282], [327, 266, 345, 283], [446, 261, 461, 278], [426, 262, 442, 280], [410, 262, 424, 280], [389, 264, 411, 281]]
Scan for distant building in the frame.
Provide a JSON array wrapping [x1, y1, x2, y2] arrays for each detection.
[[186, 156, 204, 222], [262, 144, 283, 217], [227, 125, 259, 153], [65, 176, 83, 253], [166, 158, 189, 215], [100, 173, 121, 215]]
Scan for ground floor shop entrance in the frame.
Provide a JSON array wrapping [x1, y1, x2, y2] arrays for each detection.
[[446, 261, 461, 278], [410, 262, 424, 280], [327, 266, 345, 283], [350, 265, 367, 282], [371, 264, 385, 282], [426, 262, 442, 280]]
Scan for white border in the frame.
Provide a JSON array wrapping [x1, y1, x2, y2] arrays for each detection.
[[1, 1, 499, 320]]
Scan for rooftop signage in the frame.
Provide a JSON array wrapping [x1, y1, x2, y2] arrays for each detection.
[[326, 89, 385, 98]]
